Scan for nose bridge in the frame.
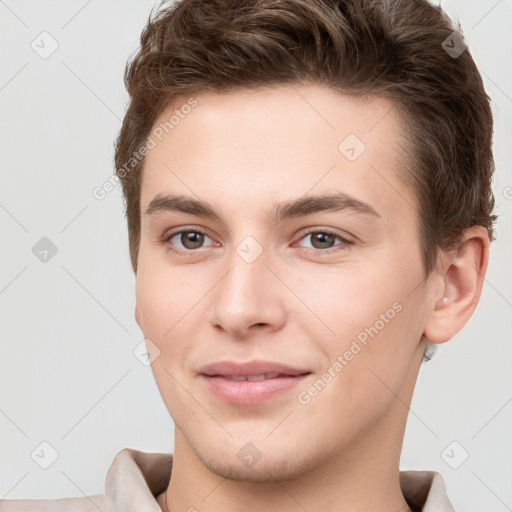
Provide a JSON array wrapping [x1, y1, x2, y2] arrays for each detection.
[[209, 236, 285, 336]]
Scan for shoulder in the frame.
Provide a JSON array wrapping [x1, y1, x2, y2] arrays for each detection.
[[400, 470, 455, 512], [0, 493, 109, 512]]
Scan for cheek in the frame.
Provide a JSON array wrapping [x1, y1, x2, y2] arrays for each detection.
[[135, 253, 195, 335], [295, 303, 419, 440], [135, 265, 197, 413], [299, 267, 404, 344], [305, 267, 423, 391], [135, 261, 208, 384]]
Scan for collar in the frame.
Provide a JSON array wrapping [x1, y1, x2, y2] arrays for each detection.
[[105, 448, 455, 512]]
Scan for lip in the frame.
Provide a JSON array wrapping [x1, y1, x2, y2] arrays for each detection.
[[200, 374, 311, 405], [199, 359, 310, 377], [199, 359, 312, 405]]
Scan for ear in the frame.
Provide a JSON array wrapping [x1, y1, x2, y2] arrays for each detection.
[[423, 226, 490, 344]]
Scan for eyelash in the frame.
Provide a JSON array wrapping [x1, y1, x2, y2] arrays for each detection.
[[163, 228, 354, 256]]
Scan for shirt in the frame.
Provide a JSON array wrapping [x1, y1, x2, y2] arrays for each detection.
[[0, 447, 455, 511]]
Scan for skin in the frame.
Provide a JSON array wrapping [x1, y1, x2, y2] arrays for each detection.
[[134, 85, 489, 512]]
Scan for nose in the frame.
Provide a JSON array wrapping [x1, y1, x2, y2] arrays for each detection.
[[209, 248, 287, 339]]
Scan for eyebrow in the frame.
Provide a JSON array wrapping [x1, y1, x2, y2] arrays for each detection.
[[144, 192, 381, 223]]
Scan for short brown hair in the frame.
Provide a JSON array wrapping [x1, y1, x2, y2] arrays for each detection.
[[114, 0, 497, 274]]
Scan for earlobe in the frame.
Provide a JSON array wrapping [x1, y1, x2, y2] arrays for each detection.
[[423, 226, 490, 344]]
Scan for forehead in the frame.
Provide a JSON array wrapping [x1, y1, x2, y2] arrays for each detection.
[[140, 85, 417, 223]]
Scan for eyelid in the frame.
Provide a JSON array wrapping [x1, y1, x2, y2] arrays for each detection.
[[295, 226, 354, 242], [164, 225, 210, 239]]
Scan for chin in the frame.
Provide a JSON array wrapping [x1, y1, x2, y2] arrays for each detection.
[[189, 437, 324, 483], [202, 453, 311, 483]]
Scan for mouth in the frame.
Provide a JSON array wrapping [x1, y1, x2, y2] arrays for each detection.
[[200, 371, 312, 405], [216, 372, 304, 381]]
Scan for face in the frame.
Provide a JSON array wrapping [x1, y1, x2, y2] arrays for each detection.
[[135, 85, 434, 481]]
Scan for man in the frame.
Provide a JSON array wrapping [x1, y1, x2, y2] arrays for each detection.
[[0, 0, 496, 510]]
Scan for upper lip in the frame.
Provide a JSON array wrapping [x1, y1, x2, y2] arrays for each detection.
[[200, 360, 311, 377]]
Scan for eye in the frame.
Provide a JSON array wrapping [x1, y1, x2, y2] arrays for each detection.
[[164, 229, 216, 253], [296, 229, 353, 252], [163, 227, 353, 256]]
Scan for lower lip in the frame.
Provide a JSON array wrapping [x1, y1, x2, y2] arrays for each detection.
[[200, 374, 311, 405]]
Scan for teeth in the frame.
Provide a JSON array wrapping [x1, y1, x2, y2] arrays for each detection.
[[224, 372, 282, 381], [247, 372, 280, 381]]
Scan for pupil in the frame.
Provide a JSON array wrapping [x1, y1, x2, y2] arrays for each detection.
[[312, 232, 334, 249], [182, 231, 204, 249]]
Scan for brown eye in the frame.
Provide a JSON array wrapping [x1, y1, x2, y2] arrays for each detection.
[[180, 231, 205, 249], [296, 229, 353, 253], [166, 229, 213, 252], [309, 232, 337, 249]]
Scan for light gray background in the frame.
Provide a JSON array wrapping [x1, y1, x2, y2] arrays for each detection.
[[1, 1, 511, 510]]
